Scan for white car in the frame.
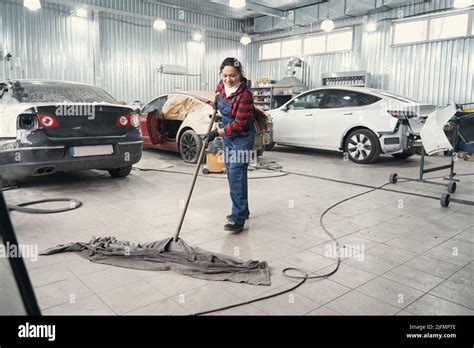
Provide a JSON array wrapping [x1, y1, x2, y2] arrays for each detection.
[[267, 86, 440, 164]]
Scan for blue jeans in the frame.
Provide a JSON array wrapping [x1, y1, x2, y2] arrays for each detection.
[[223, 132, 255, 226]]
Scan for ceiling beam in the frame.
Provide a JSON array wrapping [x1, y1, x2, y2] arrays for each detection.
[[208, 0, 286, 18], [144, 0, 246, 20], [44, 0, 243, 38]]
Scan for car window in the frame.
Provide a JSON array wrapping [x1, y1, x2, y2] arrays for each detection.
[[288, 90, 326, 110], [358, 92, 381, 106], [10, 82, 118, 104], [320, 90, 381, 108], [142, 96, 168, 113]]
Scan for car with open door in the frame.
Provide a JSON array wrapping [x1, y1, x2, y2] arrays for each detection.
[[0, 80, 142, 180], [266, 86, 442, 164], [138, 91, 272, 163]]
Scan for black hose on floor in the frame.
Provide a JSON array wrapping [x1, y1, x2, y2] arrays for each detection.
[[191, 183, 390, 316], [1, 177, 83, 214], [8, 198, 83, 214], [133, 166, 290, 179], [131, 164, 473, 314]]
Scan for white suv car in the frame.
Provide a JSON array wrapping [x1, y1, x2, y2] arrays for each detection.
[[267, 86, 439, 164]]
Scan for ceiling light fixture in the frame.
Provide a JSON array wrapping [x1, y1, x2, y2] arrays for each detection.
[[193, 31, 202, 42], [321, 18, 335, 32], [153, 19, 167, 30], [75, 8, 88, 18], [240, 33, 251, 45], [24, 0, 41, 11], [229, 0, 246, 9]]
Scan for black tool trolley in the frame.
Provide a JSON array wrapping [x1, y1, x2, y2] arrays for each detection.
[[389, 105, 474, 208]]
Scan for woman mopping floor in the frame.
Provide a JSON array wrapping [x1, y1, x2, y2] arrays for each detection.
[[207, 57, 256, 233]]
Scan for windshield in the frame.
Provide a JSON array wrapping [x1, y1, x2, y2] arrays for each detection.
[[11, 82, 118, 104]]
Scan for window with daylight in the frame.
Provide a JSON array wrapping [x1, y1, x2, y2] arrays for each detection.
[[261, 41, 281, 60], [281, 39, 302, 57], [326, 30, 353, 52], [303, 35, 326, 55], [392, 19, 428, 45], [430, 13, 469, 40], [392, 10, 473, 46]]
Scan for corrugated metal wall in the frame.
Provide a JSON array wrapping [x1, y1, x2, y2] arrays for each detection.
[[0, 1, 96, 84], [245, 0, 474, 105], [1, 0, 472, 105], [0, 0, 243, 104]]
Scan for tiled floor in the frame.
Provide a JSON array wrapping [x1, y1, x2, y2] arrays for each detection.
[[2, 146, 473, 316]]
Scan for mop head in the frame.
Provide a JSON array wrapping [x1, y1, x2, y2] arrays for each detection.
[[40, 236, 271, 285]]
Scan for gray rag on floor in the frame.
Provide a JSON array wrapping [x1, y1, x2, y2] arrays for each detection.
[[40, 236, 271, 285]]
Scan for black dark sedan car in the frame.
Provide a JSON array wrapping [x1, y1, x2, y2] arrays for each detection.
[[0, 80, 142, 180]]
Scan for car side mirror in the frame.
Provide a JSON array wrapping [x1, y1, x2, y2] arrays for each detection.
[[281, 105, 289, 112], [134, 108, 141, 114]]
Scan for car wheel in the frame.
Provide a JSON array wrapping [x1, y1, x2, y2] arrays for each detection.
[[179, 129, 202, 163], [391, 150, 414, 159], [345, 129, 381, 164], [264, 141, 276, 151], [108, 165, 132, 178]]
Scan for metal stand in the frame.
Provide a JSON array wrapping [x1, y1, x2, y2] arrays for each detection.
[[440, 193, 474, 208], [389, 115, 474, 207], [389, 146, 458, 194]]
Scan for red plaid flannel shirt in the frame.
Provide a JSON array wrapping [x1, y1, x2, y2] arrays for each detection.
[[215, 78, 254, 137]]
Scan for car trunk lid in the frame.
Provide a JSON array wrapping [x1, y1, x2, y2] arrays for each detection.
[[35, 103, 134, 138]]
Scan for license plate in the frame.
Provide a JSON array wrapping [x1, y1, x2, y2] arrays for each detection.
[[70, 145, 114, 157]]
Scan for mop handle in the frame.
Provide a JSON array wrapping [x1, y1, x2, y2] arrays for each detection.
[[173, 97, 219, 242]]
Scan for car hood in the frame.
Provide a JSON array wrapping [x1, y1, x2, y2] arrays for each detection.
[[420, 104, 457, 155]]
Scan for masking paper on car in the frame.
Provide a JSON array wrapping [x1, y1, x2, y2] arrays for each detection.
[[162, 94, 203, 121]]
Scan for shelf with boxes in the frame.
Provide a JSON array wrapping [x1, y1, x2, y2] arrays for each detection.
[[251, 86, 274, 111]]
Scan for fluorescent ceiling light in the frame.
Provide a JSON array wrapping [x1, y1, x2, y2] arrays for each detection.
[[240, 33, 251, 45], [229, 0, 246, 9], [193, 32, 202, 42], [365, 21, 377, 32], [153, 19, 167, 30], [321, 19, 335, 32], [75, 8, 88, 18], [453, 0, 473, 8], [24, 0, 41, 11]]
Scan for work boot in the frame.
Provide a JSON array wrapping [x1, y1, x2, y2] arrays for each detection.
[[226, 214, 249, 221], [224, 220, 244, 233]]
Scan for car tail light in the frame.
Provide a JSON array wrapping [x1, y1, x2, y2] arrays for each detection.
[[117, 114, 140, 128], [37, 113, 59, 128], [387, 110, 418, 118], [130, 114, 139, 128]]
